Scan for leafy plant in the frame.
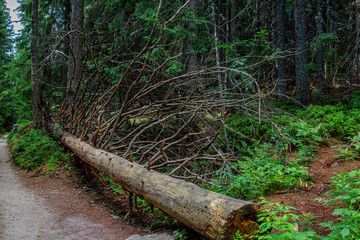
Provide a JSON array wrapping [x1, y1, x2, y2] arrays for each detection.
[[256, 199, 319, 240], [316, 169, 360, 239], [294, 104, 360, 140], [173, 229, 188, 240], [332, 145, 359, 163], [240, 170, 360, 240], [210, 150, 311, 200], [99, 172, 123, 194], [233, 199, 319, 240]]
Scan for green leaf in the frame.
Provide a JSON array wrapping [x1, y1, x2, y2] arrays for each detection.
[[341, 228, 350, 238]]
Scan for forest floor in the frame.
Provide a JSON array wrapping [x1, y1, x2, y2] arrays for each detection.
[[268, 142, 360, 236], [2, 131, 359, 239], [0, 135, 173, 240]]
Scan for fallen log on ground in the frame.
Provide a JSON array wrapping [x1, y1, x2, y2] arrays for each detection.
[[62, 134, 259, 240]]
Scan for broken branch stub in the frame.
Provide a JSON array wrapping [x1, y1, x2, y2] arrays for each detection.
[[62, 134, 259, 239]]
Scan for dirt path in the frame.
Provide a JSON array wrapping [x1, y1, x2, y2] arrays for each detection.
[[0, 136, 173, 240], [268, 144, 360, 235]]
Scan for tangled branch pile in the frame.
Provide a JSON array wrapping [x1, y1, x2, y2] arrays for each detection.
[[55, 1, 270, 180]]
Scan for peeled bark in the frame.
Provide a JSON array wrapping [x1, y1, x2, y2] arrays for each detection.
[[62, 134, 259, 240]]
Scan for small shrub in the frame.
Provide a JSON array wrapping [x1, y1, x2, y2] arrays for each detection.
[[99, 172, 123, 194], [255, 199, 319, 240], [317, 169, 360, 239]]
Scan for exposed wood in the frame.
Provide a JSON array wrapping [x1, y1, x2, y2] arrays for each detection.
[[61, 134, 259, 240]]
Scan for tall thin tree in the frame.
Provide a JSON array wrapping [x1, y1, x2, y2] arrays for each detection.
[[315, 0, 324, 93], [68, 0, 84, 94], [294, 0, 310, 106], [61, 0, 71, 102], [229, 0, 239, 43], [356, 0, 360, 81], [186, 0, 198, 73], [277, 0, 287, 102], [31, 0, 41, 127]]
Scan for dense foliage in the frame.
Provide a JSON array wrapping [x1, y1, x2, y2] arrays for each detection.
[[0, 1, 15, 133], [1, 0, 360, 239], [7, 124, 70, 171], [233, 169, 360, 240]]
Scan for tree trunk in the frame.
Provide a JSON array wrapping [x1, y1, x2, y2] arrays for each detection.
[[315, 0, 324, 93], [61, 0, 71, 102], [211, 3, 225, 118], [186, 0, 198, 73], [61, 134, 259, 240], [31, 0, 41, 127], [68, 0, 84, 93], [294, 0, 310, 107], [229, 0, 239, 43], [277, 0, 287, 102]]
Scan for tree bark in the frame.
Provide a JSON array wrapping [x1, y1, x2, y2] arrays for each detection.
[[315, 0, 324, 93], [356, 0, 360, 81], [186, 0, 198, 73], [277, 0, 287, 102], [294, 0, 310, 107], [211, 3, 225, 118], [229, 0, 239, 43], [68, 0, 84, 93], [31, 0, 41, 127], [61, 134, 259, 240], [61, 0, 71, 102]]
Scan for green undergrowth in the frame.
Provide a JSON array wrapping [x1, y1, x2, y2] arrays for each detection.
[[210, 112, 322, 200], [208, 149, 312, 200], [210, 93, 360, 201], [226, 94, 360, 239], [234, 169, 360, 240], [7, 123, 70, 171]]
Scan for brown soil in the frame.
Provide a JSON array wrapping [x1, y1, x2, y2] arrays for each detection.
[[17, 170, 143, 239], [267, 143, 360, 235], [0, 136, 174, 240]]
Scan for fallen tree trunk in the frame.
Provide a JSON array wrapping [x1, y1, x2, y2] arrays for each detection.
[[62, 134, 259, 239]]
